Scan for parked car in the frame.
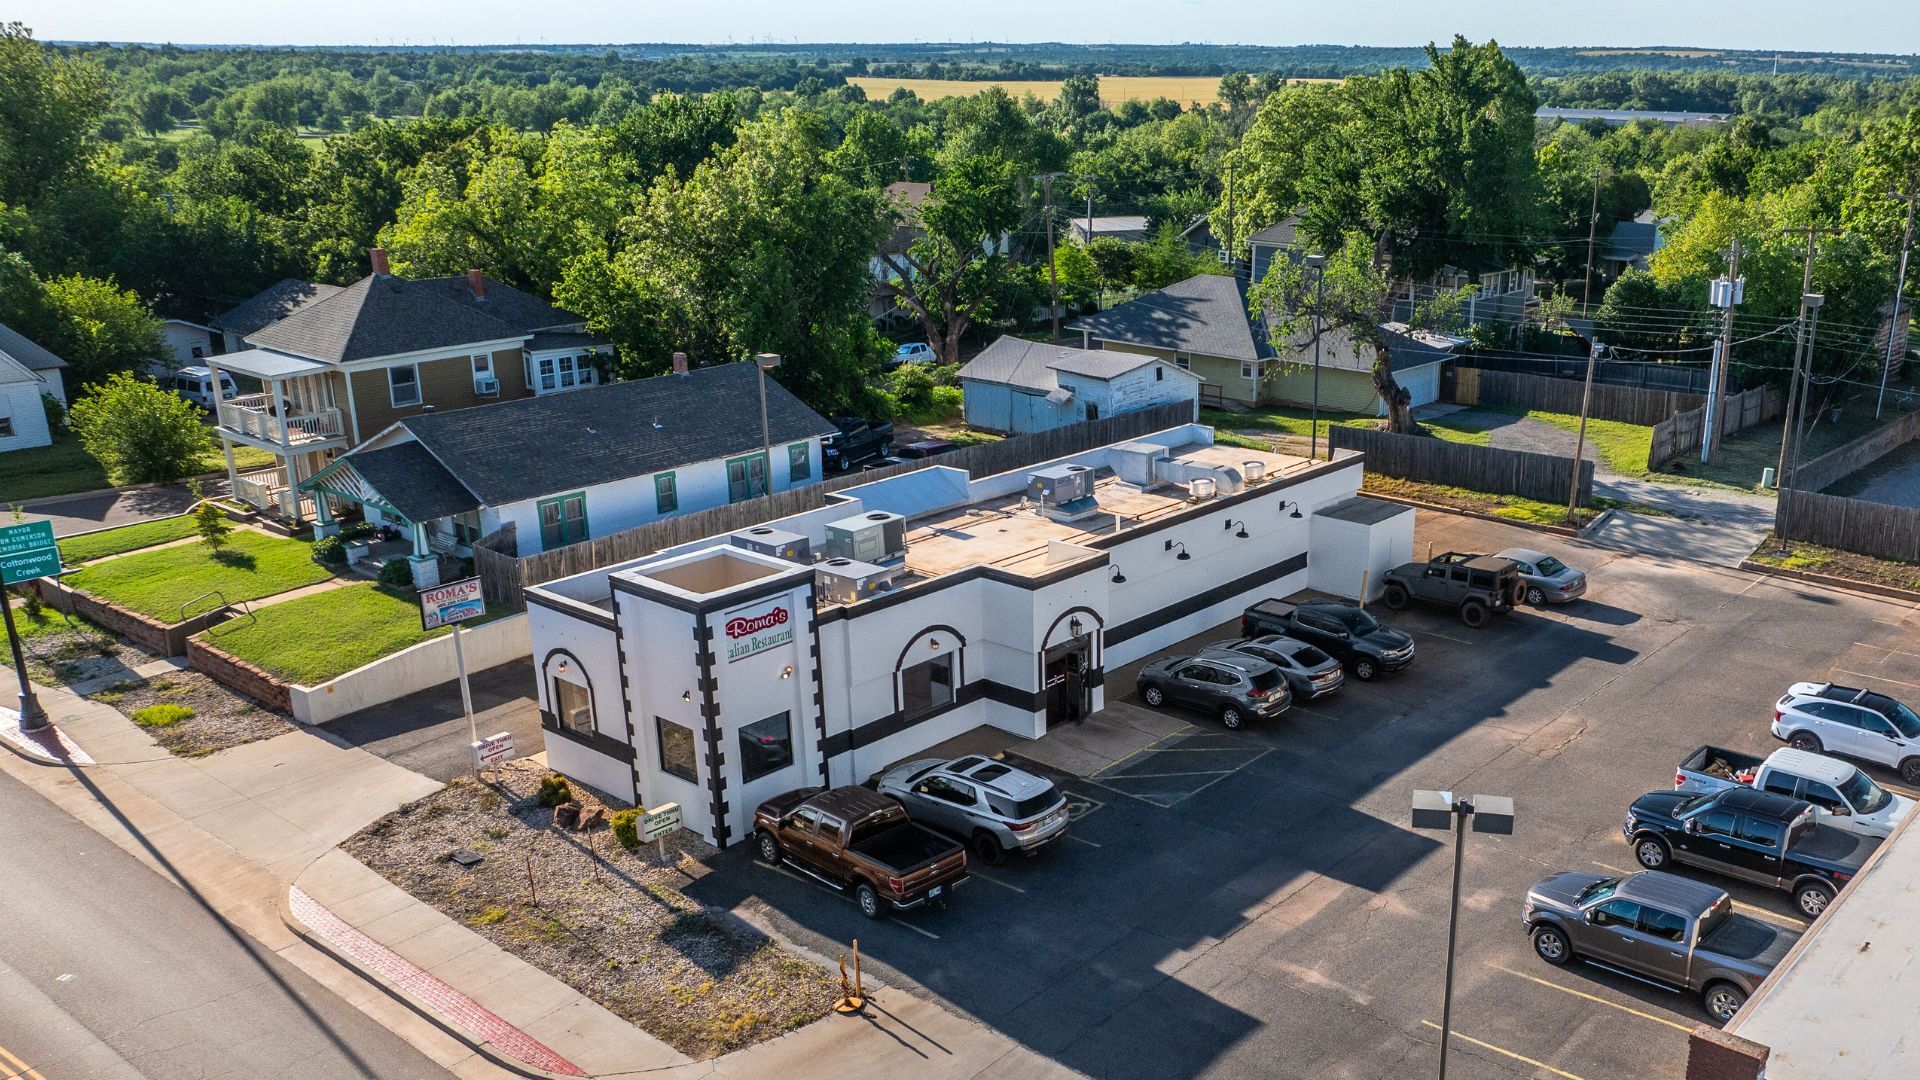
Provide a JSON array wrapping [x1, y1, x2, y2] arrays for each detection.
[[1201, 635, 1345, 700], [1381, 551, 1523, 627], [823, 416, 894, 472], [1523, 869, 1800, 1024], [1494, 547, 1588, 606], [892, 439, 959, 460], [1623, 785, 1878, 917], [1673, 745, 1912, 839], [754, 786, 968, 919], [1773, 681, 1920, 784], [891, 342, 936, 366], [1136, 652, 1291, 729], [876, 755, 1069, 864], [1240, 600, 1415, 682], [163, 366, 238, 409]]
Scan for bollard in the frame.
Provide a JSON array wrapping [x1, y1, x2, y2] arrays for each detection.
[[833, 939, 867, 1014]]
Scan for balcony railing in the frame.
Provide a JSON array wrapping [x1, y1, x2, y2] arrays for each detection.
[[233, 470, 316, 521], [217, 394, 345, 446]]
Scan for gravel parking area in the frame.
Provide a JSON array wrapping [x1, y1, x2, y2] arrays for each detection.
[[343, 759, 839, 1058], [688, 509, 1920, 1080]]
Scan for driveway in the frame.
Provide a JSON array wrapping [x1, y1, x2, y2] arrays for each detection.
[[17, 478, 232, 538], [322, 659, 541, 781], [689, 510, 1920, 1080], [1827, 438, 1920, 509]]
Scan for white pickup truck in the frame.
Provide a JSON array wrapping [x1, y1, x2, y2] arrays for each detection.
[[1674, 745, 1913, 839]]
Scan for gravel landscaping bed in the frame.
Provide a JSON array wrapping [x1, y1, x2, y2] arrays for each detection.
[[343, 759, 838, 1058], [94, 669, 295, 757], [1747, 531, 1920, 592], [2, 605, 131, 685]]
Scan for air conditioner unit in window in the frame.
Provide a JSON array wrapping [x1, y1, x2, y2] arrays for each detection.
[[474, 375, 499, 395]]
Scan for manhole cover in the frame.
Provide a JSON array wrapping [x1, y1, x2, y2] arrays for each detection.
[[449, 848, 484, 868]]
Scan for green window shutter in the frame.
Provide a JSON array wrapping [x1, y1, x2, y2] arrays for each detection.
[[787, 442, 811, 482], [655, 473, 678, 514]]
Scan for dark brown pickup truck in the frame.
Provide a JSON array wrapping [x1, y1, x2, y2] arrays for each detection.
[[754, 786, 968, 919]]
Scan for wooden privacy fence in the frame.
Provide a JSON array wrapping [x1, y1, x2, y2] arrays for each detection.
[[1456, 368, 1706, 426], [1777, 488, 1920, 563], [1788, 409, 1920, 494], [477, 400, 1200, 610], [1648, 385, 1784, 472], [1329, 425, 1592, 505]]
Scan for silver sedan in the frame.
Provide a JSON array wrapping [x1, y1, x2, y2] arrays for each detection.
[[1496, 547, 1588, 605]]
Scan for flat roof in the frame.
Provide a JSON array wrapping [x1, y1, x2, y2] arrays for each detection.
[[897, 443, 1309, 581], [1725, 814, 1920, 1078], [210, 348, 330, 380], [1314, 495, 1411, 527]]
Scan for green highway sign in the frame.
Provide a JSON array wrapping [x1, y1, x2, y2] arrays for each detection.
[[0, 546, 61, 585], [0, 521, 55, 558]]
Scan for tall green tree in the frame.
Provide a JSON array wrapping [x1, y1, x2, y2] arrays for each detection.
[[68, 372, 212, 484], [41, 275, 169, 386], [876, 155, 1024, 364], [0, 23, 109, 210]]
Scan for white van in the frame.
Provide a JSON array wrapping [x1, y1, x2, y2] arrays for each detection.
[[165, 366, 238, 409]]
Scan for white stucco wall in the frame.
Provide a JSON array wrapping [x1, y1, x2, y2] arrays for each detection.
[[0, 380, 53, 453], [292, 613, 531, 725]]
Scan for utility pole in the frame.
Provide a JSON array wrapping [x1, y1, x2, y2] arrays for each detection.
[[1775, 225, 1833, 487], [1876, 189, 1916, 418], [1787, 294, 1825, 490], [1581, 170, 1602, 315], [900, 154, 912, 182], [1568, 339, 1601, 524], [1086, 182, 1099, 308], [1703, 240, 1744, 463], [1225, 160, 1236, 269], [1040, 173, 1063, 344]]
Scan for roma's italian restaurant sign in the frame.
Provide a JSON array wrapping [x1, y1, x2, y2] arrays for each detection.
[[722, 600, 793, 662]]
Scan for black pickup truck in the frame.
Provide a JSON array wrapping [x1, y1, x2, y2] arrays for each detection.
[[1241, 600, 1415, 682], [823, 417, 894, 472], [1623, 785, 1879, 918]]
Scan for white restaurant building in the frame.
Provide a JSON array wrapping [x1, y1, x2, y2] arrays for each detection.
[[523, 422, 1410, 848]]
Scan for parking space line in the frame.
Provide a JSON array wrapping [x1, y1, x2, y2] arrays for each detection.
[[1884, 782, 1920, 799], [1097, 769, 1242, 780], [970, 871, 1027, 894], [760, 861, 944, 938], [1063, 833, 1102, 848], [1832, 668, 1920, 690], [1591, 861, 1634, 876], [1489, 964, 1692, 1033], [1418, 1021, 1585, 1080], [891, 918, 940, 940], [1420, 630, 1475, 646], [0, 1042, 46, 1080], [1853, 642, 1920, 660], [1731, 901, 1804, 927]]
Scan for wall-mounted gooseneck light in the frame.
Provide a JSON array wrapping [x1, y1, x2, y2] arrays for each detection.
[[1109, 564, 1126, 584], [1225, 518, 1248, 538], [1166, 540, 1191, 561]]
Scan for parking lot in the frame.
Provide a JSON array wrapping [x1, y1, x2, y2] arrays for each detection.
[[687, 509, 1920, 1080]]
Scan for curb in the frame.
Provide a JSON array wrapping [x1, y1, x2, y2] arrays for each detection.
[[1736, 560, 1920, 605], [278, 886, 584, 1080], [1359, 490, 1590, 537], [0, 709, 94, 767]]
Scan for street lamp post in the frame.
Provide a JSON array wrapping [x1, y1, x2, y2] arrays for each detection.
[[755, 352, 782, 498], [1305, 253, 1328, 460], [1411, 790, 1514, 1080]]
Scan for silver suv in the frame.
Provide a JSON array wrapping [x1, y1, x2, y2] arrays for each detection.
[[1137, 652, 1292, 729], [877, 755, 1069, 865]]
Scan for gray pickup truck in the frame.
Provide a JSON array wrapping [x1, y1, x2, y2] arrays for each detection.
[[1523, 869, 1800, 1024]]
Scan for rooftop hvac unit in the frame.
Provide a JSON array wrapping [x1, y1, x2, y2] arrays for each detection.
[[1187, 476, 1218, 501], [730, 526, 811, 563], [1028, 463, 1095, 505], [1107, 441, 1171, 490], [824, 510, 906, 564], [814, 558, 898, 605], [1243, 460, 1267, 483]]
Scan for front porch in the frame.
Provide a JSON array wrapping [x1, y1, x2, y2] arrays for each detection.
[[207, 349, 350, 525], [301, 441, 486, 589]]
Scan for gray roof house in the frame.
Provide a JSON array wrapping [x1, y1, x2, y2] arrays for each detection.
[[215, 278, 345, 339], [303, 359, 837, 575], [0, 322, 69, 405], [957, 335, 1199, 435], [1068, 215, 1152, 244], [1604, 212, 1662, 274]]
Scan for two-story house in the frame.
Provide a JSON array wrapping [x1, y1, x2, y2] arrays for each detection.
[[299, 356, 834, 586], [205, 251, 609, 522]]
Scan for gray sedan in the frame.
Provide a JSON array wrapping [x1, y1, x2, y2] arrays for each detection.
[[1496, 547, 1588, 605], [876, 755, 1069, 864]]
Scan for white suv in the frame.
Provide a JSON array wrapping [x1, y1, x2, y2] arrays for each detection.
[[1773, 682, 1920, 785]]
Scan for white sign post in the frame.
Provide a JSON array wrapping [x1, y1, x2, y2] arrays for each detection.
[[642, 802, 682, 861], [472, 731, 515, 779], [421, 577, 488, 780]]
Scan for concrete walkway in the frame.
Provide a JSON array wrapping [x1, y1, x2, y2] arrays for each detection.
[[1587, 475, 1778, 568]]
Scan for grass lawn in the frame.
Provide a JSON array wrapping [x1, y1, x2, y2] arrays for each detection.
[[62, 529, 332, 621], [1520, 411, 1657, 478], [0, 433, 276, 505], [200, 582, 501, 685], [57, 515, 199, 564], [1201, 405, 1373, 447]]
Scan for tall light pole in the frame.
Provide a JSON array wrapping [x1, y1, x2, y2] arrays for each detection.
[[755, 352, 781, 498], [1412, 790, 1514, 1080], [1567, 340, 1602, 524], [1305, 253, 1328, 460]]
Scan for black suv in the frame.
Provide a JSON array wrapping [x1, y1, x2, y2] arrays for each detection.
[[1136, 653, 1292, 729], [1623, 785, 1879, 918]]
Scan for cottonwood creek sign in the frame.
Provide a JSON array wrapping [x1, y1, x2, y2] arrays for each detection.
[[722, 601, 793, 662]]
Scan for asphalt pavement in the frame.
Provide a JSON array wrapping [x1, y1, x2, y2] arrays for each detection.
[[16, 479, 231, 538], [324, 659, 540, 781], [0, 767, 453, 1080]]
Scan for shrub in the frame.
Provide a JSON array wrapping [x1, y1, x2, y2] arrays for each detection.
[[67, 371, 213, 485], [610, 807, 641, 849], [536, 773, 572, 808], [190, 481, 233, 551], [378, 558, 414, 587], [132, 703, 194, 728], [312, 535, 347, 565]]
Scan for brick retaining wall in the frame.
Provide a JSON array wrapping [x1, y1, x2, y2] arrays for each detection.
[[186, 636, 293, 715], [35, 578, 229, 657]]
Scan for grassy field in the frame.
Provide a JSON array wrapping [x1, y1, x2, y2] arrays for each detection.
[[1200, 405, 1372, 446], [58, 515, 200, 564], [0, 432, 277, 504], [1576, 49, 1721, 58], [200, 582, 499, 685], [847, 75, 1342, 109], [63, 529, 331, 621]]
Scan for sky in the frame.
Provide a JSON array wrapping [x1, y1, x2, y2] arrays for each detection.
[[17, 0, 1920, 54]]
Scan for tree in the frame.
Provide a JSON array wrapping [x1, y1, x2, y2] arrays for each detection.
[[1130, 222, 1226, 292], [876, 155, 1024, 364], [41, 275, 169, 387], [189, 480, 232, 551], [0, 23, 109, 210], [68, 372, 213, 485]]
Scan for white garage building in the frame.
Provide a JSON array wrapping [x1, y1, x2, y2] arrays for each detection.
[[524, 423, 1409, 848]]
